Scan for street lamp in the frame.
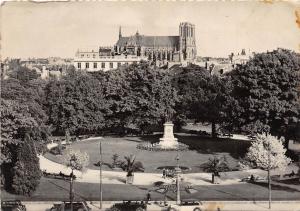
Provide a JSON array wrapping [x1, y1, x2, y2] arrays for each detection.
[[175, 150, 181, 205], [99, 142, 103, 209], [69, 156, 76, 211]]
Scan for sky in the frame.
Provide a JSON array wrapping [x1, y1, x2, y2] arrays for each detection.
[[1, 1, 300, 59]]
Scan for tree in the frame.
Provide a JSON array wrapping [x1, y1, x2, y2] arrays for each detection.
[[1, 70, 49, 191], [11, 134, 41, 195], [45, 70, 107, 135], [102, 61, 178, 134], [171, 64, 232, 136], [1, 77, 50, 154], [62, 147, 89, 211], [0, 99, 38, 164], [7, 63, 39, 84], [230, 49, 300, 142], [62, 147, 90, 171], [121, 154, 144, 184], [201, 155, 230, 184], [243, 133, 291, 209]]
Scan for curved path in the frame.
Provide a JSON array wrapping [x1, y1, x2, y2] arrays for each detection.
[[40, 138, 297, 186]]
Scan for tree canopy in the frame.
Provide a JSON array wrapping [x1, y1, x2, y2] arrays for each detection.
[[62, 147, 89, 171], [171, 64, 232, 136], [45, 70, 107, 135], [101, 61, 178, 134], [11, 134, 41, 196], [243, 133, 291, 170], [230, 49, 300, 140]]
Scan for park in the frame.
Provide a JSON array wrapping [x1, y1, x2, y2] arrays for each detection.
[[1, 49, 300, 210]]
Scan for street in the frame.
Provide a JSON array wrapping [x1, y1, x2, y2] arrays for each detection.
[[20, 201, 300, 211]]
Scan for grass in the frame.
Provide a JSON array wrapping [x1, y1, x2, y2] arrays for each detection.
[[44, 134, 251, 173], [2, 177, 299, 201]]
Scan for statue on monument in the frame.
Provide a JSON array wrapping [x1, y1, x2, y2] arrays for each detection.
[[165, 107, 173, 123], [159, 108, 178, 148]]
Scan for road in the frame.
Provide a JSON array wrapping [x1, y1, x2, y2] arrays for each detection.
[[19, 200, 300, 211]]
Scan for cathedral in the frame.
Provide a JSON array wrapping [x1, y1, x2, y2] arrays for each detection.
[[114, 22, 197, 63], [74, 22, 197, 72]]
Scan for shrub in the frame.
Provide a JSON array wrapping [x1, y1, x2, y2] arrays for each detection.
[[136, 142, 189, 151], [49, 144, 66, 155], [62, 147, 89, 171], [112, 153, 121, 168], [11, 134, 41, 195]]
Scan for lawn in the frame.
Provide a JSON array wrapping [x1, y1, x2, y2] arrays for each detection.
[[44, 134, 251, 173], [2, 177, 299, 201]]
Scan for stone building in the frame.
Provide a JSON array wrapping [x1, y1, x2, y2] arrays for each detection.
[[74, 47, 145, 72], [115, 22, 197, 63]]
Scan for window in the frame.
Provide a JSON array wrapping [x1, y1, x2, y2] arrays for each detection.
[[93, 54, 96, 58], [125, 62, 129, 66], [77, 63, 81, 69], [101, 62, 105, 68], [81, 54, 84, 58], [85, 62, 89, 69], [93, 62, 97, 69], [117, 62, 121, 68], [110, 62, 113, 68]]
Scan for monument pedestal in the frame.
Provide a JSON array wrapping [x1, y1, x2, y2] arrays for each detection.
[[158, 122, 178, 148]]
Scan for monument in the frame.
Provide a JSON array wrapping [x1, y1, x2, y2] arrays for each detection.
[[137, 115, 188, 151], [158, 122, 179, 148]]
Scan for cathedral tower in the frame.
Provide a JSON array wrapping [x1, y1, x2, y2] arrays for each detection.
[[179, 22, 197, 62]]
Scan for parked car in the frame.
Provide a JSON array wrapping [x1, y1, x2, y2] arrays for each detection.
[[1, 200, 26, 211], [167, 199, 202, 211], [50, 201, 91, 211], [110, 201, 147, 211]]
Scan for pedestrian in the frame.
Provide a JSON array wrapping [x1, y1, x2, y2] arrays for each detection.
[[146, 191, 151, 203], [166, 169, 169, 178], [162, 168, 166, 179]]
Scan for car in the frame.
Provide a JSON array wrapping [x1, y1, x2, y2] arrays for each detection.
[[167, 199, 203, 211], [49, 201, 91, 211], [1, 200, 26, 211], [110, 201, 147, 211]]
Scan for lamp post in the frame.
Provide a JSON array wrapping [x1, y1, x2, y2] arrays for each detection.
[[175, 150, 181, 205], [69, 157, 76, 211], [99, 142, 103, 210]]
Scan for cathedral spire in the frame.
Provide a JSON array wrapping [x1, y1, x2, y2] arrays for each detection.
[[119, 26, 122, 39]]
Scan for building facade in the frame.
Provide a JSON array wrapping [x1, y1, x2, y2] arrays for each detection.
[[74, 22, 197, 71], [74, 47, 146, 72]]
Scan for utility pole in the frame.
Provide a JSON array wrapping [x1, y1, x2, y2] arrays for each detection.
[[99, 142, 103, 210]]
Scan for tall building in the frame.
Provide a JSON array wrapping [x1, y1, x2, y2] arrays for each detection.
[[74, 22, 197, 71]]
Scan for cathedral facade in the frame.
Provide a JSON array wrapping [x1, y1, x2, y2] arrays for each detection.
[[114, 22, 197, 63]]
